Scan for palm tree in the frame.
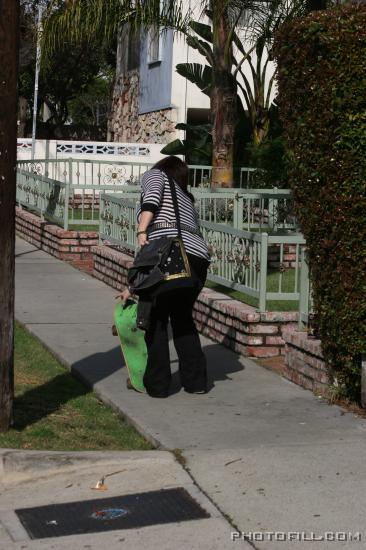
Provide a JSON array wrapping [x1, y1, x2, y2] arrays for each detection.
[[42, 0, 304, 187]]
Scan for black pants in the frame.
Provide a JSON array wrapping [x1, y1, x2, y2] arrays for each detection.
[[143, 253, 209, 397]]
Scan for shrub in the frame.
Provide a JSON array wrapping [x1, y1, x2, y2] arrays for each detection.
[[273, 5, 366, 401]]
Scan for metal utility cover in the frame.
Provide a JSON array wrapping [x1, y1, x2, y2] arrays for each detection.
[[15, 487, 211, 539]]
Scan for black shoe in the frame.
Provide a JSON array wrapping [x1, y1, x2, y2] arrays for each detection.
[[184, 387, 207, 394], [147, 391, 169, 398]]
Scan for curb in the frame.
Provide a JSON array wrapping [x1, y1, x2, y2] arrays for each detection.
[[0, 449, 171, 477], [15, 319, 164, 452]]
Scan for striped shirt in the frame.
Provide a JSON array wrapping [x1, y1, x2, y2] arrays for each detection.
[[136, 169, 210, 261]]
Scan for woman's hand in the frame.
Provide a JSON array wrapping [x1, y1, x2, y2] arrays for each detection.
[[115, 287, 131, 303], [137, 232, 149, 248]]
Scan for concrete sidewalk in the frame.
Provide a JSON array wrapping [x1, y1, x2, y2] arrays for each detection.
[[0, 449, 233, 550], [12, 237, 366, 549]]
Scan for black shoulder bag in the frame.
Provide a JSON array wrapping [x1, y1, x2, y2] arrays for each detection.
[[127, 172, 195, 297]]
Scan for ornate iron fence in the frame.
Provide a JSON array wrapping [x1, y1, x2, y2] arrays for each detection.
[[298, 248, 315, 331], [99, 192, 140, 253], [188, 165, 257, 188], [16, 159, 297, 234], [99, 192, 306, 311], [16, 168, 69, 228]]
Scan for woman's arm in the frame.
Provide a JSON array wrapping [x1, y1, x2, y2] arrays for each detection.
[[137, 210, 154, 247]]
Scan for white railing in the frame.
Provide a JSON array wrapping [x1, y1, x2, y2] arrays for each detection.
[[16, 138, 166, 164]]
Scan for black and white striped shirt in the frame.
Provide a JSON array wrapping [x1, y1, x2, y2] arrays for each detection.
[[136, 169, 210, 261]]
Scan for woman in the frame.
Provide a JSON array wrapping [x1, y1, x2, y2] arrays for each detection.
[[120, 156, 211, 398]]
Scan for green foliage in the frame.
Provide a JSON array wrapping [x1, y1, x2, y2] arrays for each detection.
[[246, 106, 288, 188], [161, 123, 212, 165], [273, 5, 366, 401]]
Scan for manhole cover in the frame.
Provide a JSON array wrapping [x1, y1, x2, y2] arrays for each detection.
[[15, 487, 210, 539]]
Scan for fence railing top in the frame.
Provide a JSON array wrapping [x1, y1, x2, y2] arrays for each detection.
[[17, 168, 67, 187], [267, 233, 306, 244], [199, 220, 265, 241], [16, 158, 154, 167]]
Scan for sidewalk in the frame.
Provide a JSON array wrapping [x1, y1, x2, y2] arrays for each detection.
[[12, 237, 366, 549]]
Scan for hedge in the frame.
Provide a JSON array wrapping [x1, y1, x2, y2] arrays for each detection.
[[273, 5, 366, 401]]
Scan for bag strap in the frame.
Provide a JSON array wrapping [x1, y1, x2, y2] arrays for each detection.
[[162, 170, 182, 237]]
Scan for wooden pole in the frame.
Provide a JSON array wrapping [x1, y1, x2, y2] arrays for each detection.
[[0, 1, 19, 431]]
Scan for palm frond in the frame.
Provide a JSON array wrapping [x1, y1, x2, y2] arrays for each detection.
[[176, 63, 212, 96], [42, 0, 190, 63]]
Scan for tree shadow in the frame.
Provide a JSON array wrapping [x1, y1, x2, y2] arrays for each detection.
[[13, 372, 89, 431], [13, 327, 245, 429], [13, 346, 123, 431]]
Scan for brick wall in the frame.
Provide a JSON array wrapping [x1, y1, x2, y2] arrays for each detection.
[[92, 245, 299, 358], [15, 211, 330, 396], [16, 207, 98, 273], [283, 330, 329, 395], [69, 194, 100, 210]]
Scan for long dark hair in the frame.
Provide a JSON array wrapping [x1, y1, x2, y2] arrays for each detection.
[[152, 156, 194, 202]]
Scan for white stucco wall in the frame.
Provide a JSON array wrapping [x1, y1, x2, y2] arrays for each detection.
[[170, 2, 277, 139]]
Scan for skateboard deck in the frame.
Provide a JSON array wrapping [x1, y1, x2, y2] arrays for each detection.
[[114, 300, 147, 393]]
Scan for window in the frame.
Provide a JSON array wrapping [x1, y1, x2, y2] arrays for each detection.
[[148, 25, 160, 64], [127, 29, 141, 71]]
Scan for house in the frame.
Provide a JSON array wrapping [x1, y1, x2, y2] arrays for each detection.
[[108, 6, 276, 148], [108, 13, 210, 146]]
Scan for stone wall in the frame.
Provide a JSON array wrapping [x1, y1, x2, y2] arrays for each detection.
[[92, 244, 299, 358], [283, 330, 330, 396], [16, 208, 97, 273], [108, 69, 178, 144]]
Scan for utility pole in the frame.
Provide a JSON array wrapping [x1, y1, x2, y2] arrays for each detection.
[[0, 1, 19, 431], [31, 3, 43, 160]]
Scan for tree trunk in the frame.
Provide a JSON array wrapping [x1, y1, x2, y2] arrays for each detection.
[[211, 4, 236, 188], [0, 0, 19, 432]]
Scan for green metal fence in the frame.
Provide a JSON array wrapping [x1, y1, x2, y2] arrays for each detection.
[[298, 248, 315, 329], [99, 192, 140, 253], [99, 192, 306, 311], [16, 159, 143, 230], [188, 165, 257, 188], [16, 168, 69, 228]]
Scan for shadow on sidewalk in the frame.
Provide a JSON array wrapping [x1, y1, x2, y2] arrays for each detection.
[[14, 338, 244, 430], [71, 340, 244, 397]]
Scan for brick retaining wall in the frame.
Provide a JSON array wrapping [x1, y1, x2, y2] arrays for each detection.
[[16, 207, 330, 396], [16, 207, 98, 273], [283, 330, 330, 395], [69, 194, 100, 210], [92, 244, 299, 358]]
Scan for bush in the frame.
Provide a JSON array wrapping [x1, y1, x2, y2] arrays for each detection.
[[273, 5, 366, 401]]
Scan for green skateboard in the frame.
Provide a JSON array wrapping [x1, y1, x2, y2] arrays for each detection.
[[113, 300, 147, 393]]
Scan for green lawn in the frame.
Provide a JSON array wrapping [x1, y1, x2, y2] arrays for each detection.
[[68, 208, 99, 232], [0, 322, 153, 451], [205, 268, 299, 311]]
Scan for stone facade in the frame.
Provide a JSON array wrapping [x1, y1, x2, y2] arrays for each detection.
[[108, 69, 178, 144]]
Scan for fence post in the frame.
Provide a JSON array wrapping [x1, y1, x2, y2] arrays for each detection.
[[233, 194, 243, 229], [259, 232, 268, 312], [361, 354, 366, 409], [63, 157, 72, 230], [98, 193, 104, 245], [268, 198, 276, 231], [299, 247, 310, 330]]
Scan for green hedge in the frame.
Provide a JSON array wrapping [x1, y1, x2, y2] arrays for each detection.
[[273, 5, 366, 401]]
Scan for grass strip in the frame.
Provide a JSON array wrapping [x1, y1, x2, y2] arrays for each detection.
[[0, 322, 153, 451]]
